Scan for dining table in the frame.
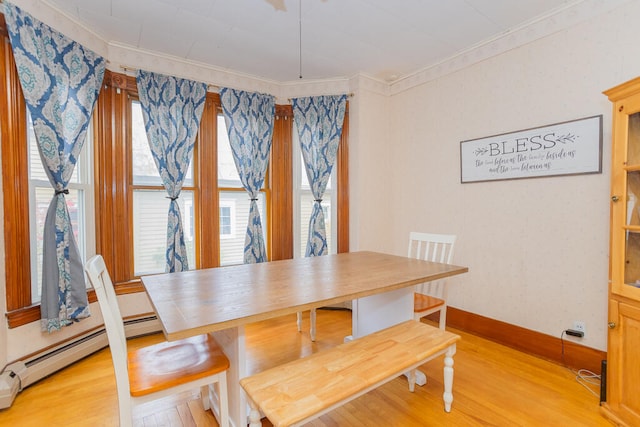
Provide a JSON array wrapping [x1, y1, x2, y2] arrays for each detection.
[[141, 250, 468, 426]]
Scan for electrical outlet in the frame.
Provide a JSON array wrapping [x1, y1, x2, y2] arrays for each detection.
[[573, 321, 586, 337]]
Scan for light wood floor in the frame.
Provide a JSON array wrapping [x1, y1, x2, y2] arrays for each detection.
[[0, 309, 612, 426]]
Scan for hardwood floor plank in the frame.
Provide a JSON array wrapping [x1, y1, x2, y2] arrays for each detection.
[[0, 309, 611, 426]]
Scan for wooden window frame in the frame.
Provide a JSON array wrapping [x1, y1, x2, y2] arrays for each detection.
[[2, 16, 349, 327]]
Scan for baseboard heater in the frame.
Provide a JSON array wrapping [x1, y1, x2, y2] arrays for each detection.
[[0, 315, 161, 409]]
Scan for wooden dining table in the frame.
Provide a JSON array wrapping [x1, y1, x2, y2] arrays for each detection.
[[141, 251, 468, 426]]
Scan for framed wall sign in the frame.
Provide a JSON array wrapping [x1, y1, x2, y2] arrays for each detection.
[[460, 115, 602, 183]]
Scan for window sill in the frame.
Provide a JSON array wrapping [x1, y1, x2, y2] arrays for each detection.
[[5, 280, 146, 328]]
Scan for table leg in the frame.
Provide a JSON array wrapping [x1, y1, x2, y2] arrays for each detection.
[[443, 344, 456, 412], [213, 326, 247, 427], [352, 287, 413, 338], [310, 308, 317, 342]]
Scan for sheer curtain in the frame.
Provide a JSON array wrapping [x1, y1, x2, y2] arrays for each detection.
[[292, 95, 347, 256], [220, 88, 275, 263], [135, 70, 206, 272], [5, 2, 106, 332]]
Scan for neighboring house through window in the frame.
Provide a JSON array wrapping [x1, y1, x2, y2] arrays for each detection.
[[219, 202, 235, 238]]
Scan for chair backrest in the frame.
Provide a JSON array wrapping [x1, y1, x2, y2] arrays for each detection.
[[408, 232, 457, 297], [85, 255, 131, 402]]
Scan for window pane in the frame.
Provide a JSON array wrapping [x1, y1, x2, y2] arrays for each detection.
[[294, 121, 337, 258], [28, 109, 91, 304], [220, 205, 233, 236], [133, 190, 195, 275], [299, 153, 332, 190], [217, 115, 242, 187], [131, 101, 193, 186], [31, 187, 82, 304], [219, 191, 266, 266], [28, 113, 80, 183]]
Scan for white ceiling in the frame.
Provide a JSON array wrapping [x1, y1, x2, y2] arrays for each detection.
[[45, 0, 579, 83]]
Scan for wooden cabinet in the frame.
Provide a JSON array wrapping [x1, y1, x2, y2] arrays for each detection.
[[603, 78, 640, 426]]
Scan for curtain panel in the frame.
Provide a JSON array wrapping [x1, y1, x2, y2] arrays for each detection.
[[5, 2, 106, 332], [220, 88, 275, 264], [292, 95, 347, 257], [135, 70, 207, 273]]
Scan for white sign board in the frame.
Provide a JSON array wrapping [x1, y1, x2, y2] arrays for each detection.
[[460, 115, 602, 183]]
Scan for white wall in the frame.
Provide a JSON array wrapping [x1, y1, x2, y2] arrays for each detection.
[[347, 76, 393, 252], [376, 1, 640, 351]]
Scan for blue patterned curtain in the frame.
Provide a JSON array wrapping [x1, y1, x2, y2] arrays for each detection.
[[136, 70, 206, 273], [4, 2, 106, 332], [220, 88, 275, 263], [293, 95, 347, 256]]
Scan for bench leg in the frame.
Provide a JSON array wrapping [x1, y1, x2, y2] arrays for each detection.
[[407, 369, 416, 392], [247, 397, 262, 427], [443, 344, 456, 412], [403, 369, 427, 386]]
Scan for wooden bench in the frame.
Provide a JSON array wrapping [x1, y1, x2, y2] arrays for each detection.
[[240, 320, 461, 427]]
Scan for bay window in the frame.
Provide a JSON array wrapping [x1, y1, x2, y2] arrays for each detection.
[[2, 38, 349, 327]]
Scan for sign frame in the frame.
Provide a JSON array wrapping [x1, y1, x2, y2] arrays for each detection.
[[460, 115, 603, 183]]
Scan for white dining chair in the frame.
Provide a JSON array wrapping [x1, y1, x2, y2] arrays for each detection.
[[409, 232, 457, 330], [85, 255, 230, 427]]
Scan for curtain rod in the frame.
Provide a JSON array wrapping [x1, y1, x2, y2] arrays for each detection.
[[119, 65, 220, 91], [119, 66, 354, 100], [288, 93, 354, 102]]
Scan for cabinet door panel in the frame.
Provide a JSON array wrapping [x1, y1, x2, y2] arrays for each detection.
[[617, 303, 640, 424]]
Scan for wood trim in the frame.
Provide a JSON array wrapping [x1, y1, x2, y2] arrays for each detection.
[[113, 280, 146, 294], [6, 283, 144, 328], [270, 105, 293, 260], [94, 75, 116, 278], [95, 71, 135, 284], [445, 306, 606, 373], [7, 290, 95, 328], [337, 110, 349, 253], [6, 307, 40, 329], [1, 19, 32, 311], [198, 93, 221, 268]]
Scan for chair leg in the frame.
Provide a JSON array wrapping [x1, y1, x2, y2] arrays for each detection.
[[218, 373, 229, 427], [296, 311, 302, 332], [119, 401, 134, 427], [310, 309, 317, 342], [439, 308, 447, 330], [200, 384, 211, 410]]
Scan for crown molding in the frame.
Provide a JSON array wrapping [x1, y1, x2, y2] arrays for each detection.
[[389, 0, 633, 95], [107, 42, 282, 97], [6, 0, 107, 56], [5, 0, 635, 99]]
